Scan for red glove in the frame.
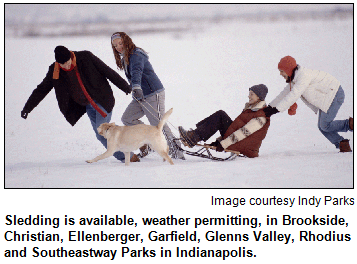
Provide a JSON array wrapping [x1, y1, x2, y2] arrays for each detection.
[[288, 103, 298, 115]]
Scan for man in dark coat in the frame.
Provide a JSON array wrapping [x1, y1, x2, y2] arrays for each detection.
[[21, 46, 133, 162]]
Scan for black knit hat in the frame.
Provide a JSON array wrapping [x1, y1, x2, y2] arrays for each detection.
[[249, 84, 268, 101], [54, 46, 71, 64]]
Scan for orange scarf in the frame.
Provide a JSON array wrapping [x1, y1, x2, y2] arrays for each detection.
[[53, 52, 107, 118], [53, 51, 77, 79]]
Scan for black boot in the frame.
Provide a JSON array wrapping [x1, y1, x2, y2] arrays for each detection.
[[179, 126, 201, 148]]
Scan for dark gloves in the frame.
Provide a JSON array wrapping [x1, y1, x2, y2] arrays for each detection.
[[215, 142, 224, 152], [209, 140, 220, 147], [125, 87, 132, 95], [132, 87, 144, 101], [210, 139, 224, 152], [263, 106, 279, 118], [21, 110, 29, 119]]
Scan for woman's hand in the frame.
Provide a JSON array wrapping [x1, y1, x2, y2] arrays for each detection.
[[132, 87, 144, 101]]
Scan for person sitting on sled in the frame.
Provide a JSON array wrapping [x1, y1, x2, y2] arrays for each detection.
[[179, 84, 270, 158]]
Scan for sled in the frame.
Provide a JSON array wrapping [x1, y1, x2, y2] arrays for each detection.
[[173, 139, 241, 161], [197, 144, 241, 154]]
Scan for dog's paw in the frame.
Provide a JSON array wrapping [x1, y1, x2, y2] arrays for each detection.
[[86, 160, 93, 163]]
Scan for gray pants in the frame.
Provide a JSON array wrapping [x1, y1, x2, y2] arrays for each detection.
[[121, 91, 183, 158]]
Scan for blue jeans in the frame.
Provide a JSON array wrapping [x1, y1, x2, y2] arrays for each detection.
[[86, 102, 126, 162], [318, 86, 351, 148]]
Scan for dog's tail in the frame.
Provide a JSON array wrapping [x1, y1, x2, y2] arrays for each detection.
[[157, 108, 173, 131]]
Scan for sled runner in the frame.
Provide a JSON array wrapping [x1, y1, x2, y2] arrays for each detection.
[[186, 144, 240, 161], [173, 139, 241, 161], [197, 144, 241, 155]]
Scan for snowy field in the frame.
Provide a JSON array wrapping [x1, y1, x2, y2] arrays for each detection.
[[5, 18, 353, 188]]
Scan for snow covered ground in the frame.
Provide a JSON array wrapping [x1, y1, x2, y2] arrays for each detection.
[[5, 18, 353, 188]]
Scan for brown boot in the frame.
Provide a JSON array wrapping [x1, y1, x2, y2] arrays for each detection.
[[130, 154, 140, 162], [349, 117, 353, 130], [339, 139, 352, 152], [178, 126, 201, 148], [139, 144, 152, 158]]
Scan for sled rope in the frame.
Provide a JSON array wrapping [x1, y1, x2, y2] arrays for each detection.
[[133, 97, 184, 158], [133, 97, 179, 132]]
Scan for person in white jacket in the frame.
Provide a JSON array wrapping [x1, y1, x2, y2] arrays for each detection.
[[263, 56, 353, 152]]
